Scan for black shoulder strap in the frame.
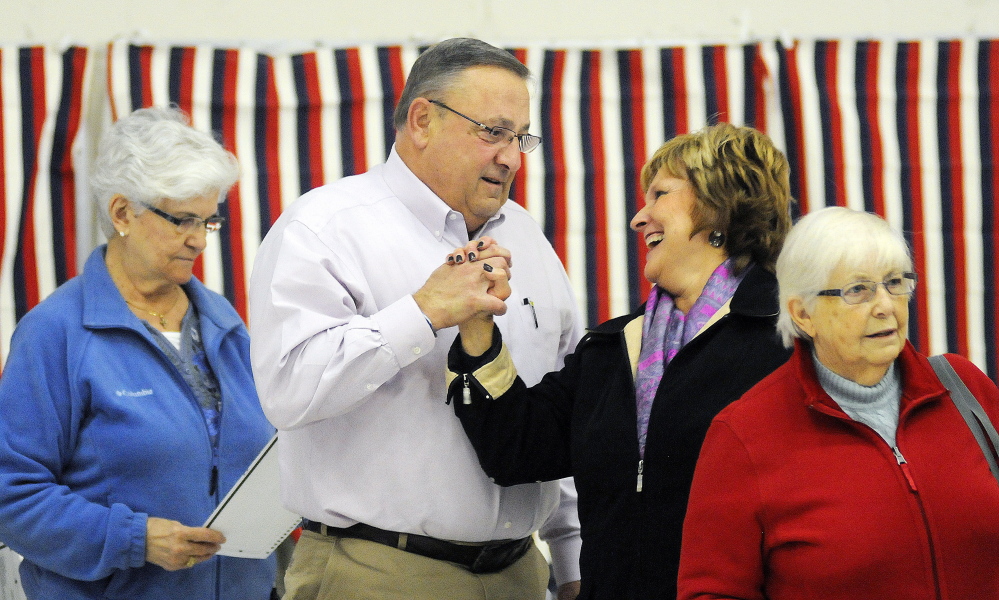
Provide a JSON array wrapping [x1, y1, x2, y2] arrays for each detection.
[[928, 354, 999, 485]]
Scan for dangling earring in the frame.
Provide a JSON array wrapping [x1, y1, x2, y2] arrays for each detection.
[[708, 230, 725, 248]]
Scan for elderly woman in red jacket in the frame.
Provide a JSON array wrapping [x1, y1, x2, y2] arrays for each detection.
[[677, 206, 999, 600]]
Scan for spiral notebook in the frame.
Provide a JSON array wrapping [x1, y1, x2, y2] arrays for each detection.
[[203, 435, 302, 559]]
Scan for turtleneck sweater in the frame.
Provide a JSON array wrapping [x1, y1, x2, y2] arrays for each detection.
[[812, 351, 902, 447]]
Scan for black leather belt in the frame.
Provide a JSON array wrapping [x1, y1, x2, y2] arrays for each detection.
[[302, 520, 533, 574]]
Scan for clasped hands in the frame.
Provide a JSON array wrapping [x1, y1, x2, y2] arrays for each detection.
[[411, 237, 511, 356], [445, 235, 513, 307]]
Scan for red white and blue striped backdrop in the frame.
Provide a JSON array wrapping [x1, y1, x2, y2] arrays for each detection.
[[0, 44, 91, 373], [3, 38, 999, 380]]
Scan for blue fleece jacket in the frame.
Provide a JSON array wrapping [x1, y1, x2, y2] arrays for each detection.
[[0, 247, 276, 600]]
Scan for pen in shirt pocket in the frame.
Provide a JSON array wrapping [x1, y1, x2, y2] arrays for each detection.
[[523, 298, 539, 328]]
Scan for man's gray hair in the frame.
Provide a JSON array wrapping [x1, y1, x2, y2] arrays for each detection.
[[90, 106, 240, 239], [392, 38, 530, 129], [775, 206, 913, 348]]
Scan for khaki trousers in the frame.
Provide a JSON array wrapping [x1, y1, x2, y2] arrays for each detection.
[[283, 530, 550, 600]]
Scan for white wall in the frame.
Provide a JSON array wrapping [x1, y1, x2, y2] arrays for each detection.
[[5, 0, 999, 46]]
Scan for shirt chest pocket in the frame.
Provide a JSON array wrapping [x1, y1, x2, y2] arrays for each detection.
[[515, 298, 562, 335], [507, 300, 565, 375]]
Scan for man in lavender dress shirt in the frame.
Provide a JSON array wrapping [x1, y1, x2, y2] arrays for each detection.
[[249, 38, 583, 600]]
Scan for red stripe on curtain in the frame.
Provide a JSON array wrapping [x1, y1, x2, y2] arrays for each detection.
[[217, 49, 248, 320], [750, 45, 768, 132], [584, 51, 610, 323], [861, 41, 886, 216], [708, 46, 730, 122], [343, 48, 368, 176], [137, 45, 154, 110], [106, 43, 119, 120], [900, 43, 931, 352], [546, 50, 569, 266], [624, 50, 650, 300], [667, 48, 689, 135], [385, 46, 405, 106], [58, 47, 89, 281], [987, 41, 999, 375], [780, 42, 809, 213], [510, 48, 528, 208], [19, 48, 47, 311], [175, 47, 196, 118], [300, 52, 325, 190], [821, 41, 847, 207], [261, 55, 283, 226], [382, 45, 406, 158], [942, 41, 968, 356]]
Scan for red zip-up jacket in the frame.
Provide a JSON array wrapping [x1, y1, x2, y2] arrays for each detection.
[[678, 341, 999, 600]]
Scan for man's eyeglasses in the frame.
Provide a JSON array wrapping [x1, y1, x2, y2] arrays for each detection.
[[137, 201, 225, 234], [816, 272, 918, 305], [429, 100, 542, 153]]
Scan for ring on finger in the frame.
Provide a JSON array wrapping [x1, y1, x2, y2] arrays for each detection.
[[186, 557, 197, 568]]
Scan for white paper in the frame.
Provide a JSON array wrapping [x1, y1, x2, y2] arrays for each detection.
[[203, 435, 302, 559]]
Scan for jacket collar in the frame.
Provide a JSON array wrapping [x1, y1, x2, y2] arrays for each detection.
[[588, 263, 780, 337], [792, 339, 949, 418], [587, 264, 779, 377], [80, 245, 243, 339], [729, 263, 781, 318]]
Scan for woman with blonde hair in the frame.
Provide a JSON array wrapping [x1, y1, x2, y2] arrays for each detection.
[[445, 122, 794, 600]]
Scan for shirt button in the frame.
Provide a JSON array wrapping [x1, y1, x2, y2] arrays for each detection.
[[412, 347, 422, 355], [365, 384, 375, 391], [434, 230, 441, 237], [448, 213, 457, 221], [504, 522, 512, 529]]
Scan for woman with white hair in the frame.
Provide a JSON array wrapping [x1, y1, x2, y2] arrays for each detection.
[[0, 107, 276, 600], [677, 206, 999, 600]]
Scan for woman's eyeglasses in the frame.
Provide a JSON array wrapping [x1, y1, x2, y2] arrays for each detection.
[[816, 272, 918, 305], [137, 202, 225, 234]]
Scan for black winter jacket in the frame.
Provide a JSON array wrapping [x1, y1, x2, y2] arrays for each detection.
[[447, 265, 792, 600]]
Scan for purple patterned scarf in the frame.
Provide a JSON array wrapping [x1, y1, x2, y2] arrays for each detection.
[[634, 259, 748, 457]]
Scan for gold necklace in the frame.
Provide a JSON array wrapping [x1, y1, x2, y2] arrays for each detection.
[[125, 292, 181, 328]]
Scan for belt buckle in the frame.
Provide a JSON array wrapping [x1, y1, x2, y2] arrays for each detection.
[[468, 538, 530, 574]]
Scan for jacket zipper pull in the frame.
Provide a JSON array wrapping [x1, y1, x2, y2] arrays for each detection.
[[209, 465, 219, 496], [636, 459, 644, 492], [462, 374, 472, 405], [892, 446, 918, 492]]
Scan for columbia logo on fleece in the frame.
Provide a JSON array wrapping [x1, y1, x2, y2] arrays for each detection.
[[115, 389, 153, 397]]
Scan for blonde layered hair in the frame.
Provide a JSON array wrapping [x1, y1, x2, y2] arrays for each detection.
[[641, 122, 793, 274]]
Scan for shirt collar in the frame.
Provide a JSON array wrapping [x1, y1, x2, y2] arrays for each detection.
[[382, 146, 506, 243], [80, 245, 242, 337], [81, 246, 143, 331]]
